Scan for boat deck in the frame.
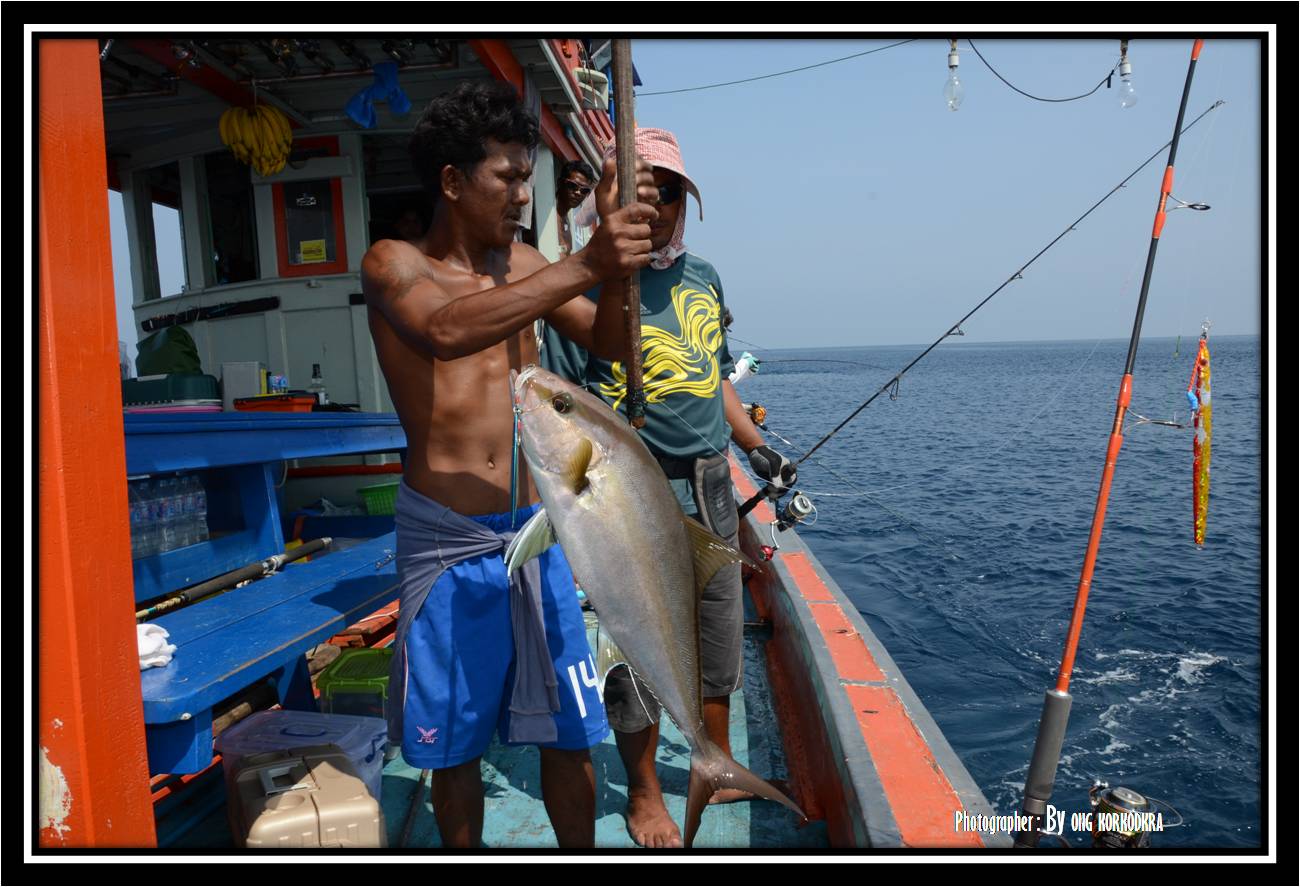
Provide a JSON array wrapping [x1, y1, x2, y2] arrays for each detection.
[[162, 594, 828, 849]]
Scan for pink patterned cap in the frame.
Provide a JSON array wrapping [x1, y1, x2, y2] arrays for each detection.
[[603, 127, 703, 221]]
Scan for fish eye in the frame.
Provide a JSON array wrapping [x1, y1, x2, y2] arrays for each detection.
[[552, 393, 573, 414]]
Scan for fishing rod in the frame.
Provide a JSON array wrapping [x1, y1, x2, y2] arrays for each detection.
[[736, 94, 1225, 519], [612, 38, 647, 429], [1013, 39, 1208, 850]]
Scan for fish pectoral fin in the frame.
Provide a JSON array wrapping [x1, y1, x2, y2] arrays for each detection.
[[504, 507, 556, 574], [564, 437, 593, 494], [681, 515, 759, 599]]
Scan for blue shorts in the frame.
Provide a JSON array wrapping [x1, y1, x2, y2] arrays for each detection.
[[399, 503, 609, 769]]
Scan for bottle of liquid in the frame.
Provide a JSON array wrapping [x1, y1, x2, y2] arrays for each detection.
[[309, 363, 329, 406], [141, 478, 162, 558], [177, 475, 195, 548], [158, 477, 178, 554], [128, 479, 146, 559], [194, 474, 209, 543]]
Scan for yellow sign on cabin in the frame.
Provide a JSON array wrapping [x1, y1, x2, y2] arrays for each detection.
[[299, 239, 327, 263]]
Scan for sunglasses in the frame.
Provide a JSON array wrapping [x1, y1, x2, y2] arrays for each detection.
[[562, 180, 592, 197], [655, 183, 683, 206]]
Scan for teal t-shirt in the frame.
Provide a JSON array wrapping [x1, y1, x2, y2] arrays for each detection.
[[540, 314, 591, 383], [585, 253, 735, 461]]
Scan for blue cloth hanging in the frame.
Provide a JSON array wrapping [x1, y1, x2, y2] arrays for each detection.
[[344, 61, 412, 129]]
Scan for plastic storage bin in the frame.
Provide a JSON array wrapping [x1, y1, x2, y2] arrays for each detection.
[[316, 647, 394, 722], [231, 744, 386, 848], [215, 710, 388, 803]]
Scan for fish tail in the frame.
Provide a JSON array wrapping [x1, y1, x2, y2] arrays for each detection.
[[683, 740, 806, 847]]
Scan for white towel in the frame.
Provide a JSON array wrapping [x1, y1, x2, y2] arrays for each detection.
[[138, 623, 177, 670]]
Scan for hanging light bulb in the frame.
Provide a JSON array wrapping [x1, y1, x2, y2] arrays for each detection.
[[944, 39, 964, 112], [1118, 40, 1138, 109]]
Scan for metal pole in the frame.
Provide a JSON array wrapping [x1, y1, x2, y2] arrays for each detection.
[[1014, 39, 1205, 849], [611, 39, 646, 428]]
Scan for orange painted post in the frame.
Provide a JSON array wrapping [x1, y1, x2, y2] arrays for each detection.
[[38, 39, 155, 848]]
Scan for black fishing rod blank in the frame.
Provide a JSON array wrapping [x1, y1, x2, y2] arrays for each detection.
[[1014, 38, 1206, 850], [736, 93, 1225, 520]]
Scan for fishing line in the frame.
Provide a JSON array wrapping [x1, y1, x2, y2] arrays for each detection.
[[786, 99, 1226, 471], [758, 423, 969, 564], [656, 389, 970, 565], [859, 337, 1109, 497]]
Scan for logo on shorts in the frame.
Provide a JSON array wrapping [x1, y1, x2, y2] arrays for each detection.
[[416, 726, 439, 744]]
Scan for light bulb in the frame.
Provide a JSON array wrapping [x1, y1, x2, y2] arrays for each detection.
[[944, 47, 964, 112], [1118, 57, 1138, 109]]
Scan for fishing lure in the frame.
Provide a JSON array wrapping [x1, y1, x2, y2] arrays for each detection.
[[1185, 327, 1212, 546]]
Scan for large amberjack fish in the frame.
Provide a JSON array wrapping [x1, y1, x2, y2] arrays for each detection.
[[505, 365, 805, 846]]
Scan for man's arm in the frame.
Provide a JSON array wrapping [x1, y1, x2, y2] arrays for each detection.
[[722, 379, 764, 454], [362, 207, 651, 362], [543, 277, 628, 361]]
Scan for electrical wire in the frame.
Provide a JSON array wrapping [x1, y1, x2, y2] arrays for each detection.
[[966, 40, 1119, 103], [636, 39, 918, 97]]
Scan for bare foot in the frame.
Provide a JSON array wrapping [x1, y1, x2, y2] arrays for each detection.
[[625, 790, 683, 848]]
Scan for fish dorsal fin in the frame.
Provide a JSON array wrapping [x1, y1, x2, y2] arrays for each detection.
[[504, 507, 556, 575], [681, 514, 757, 600], [564, 437, 593, 494]]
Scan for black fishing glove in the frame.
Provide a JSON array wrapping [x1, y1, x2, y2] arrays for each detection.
[[749, 445, 797, 498]]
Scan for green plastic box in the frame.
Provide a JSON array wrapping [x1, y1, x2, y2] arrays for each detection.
[[316, 647, 394, 721]]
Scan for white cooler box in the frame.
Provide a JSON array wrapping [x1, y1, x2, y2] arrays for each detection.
[[232, 744, 386, 848]]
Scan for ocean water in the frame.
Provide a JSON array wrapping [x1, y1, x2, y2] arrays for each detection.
[[736, 335, 1264, 849]]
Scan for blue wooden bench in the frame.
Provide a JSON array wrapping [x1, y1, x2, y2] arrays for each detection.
[[141, 533, 399, 774], [124, 412, 407, 775]]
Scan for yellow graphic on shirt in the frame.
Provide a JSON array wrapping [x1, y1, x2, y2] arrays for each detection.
[[601, 283, 723, 411]]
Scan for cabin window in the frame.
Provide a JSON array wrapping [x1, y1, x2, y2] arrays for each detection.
[[141, 161, 189, 298], [284, 179, 338, 266], [202, 151, 259, 286], [271, 136, 349, 277]]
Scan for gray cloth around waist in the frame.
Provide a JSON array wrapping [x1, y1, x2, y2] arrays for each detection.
[[387, 481, 560, 748]]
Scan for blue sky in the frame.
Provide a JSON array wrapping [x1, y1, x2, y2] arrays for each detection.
[[111, 33, 1267, 356], [628, 36, 1264, 349]]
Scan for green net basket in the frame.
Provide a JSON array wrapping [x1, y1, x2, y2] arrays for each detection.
[[358, 480, 400, 515]]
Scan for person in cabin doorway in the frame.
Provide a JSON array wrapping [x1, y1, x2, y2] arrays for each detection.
[[362, 80, 659, 849], [393, 204, 430, 246], [555, 159, 596, 257], [542, 127, 798, 847]]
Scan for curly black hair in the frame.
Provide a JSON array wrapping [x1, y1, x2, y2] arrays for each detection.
[[409, 80, 539, 204], [558, 159, 595, 183]]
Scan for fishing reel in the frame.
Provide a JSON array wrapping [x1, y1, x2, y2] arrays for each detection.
[[758, 491, 816, 562], [1088, 781, 1155, 848]]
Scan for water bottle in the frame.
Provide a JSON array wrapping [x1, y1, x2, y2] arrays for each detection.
[[128, 479, 146, 559], [179, 475, 197, 547], [194, 474, 209, 543], [140, 478, 161, 558], [158, 477, 178, 554]]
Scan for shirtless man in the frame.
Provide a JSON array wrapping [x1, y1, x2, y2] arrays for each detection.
[[363, 80, 657, 848]]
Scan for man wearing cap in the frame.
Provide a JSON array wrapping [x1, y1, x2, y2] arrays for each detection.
[[544, 128, 797, 847]]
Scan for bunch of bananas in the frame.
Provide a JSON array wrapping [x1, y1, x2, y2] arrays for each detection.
[[219, 104, 293, 177]]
